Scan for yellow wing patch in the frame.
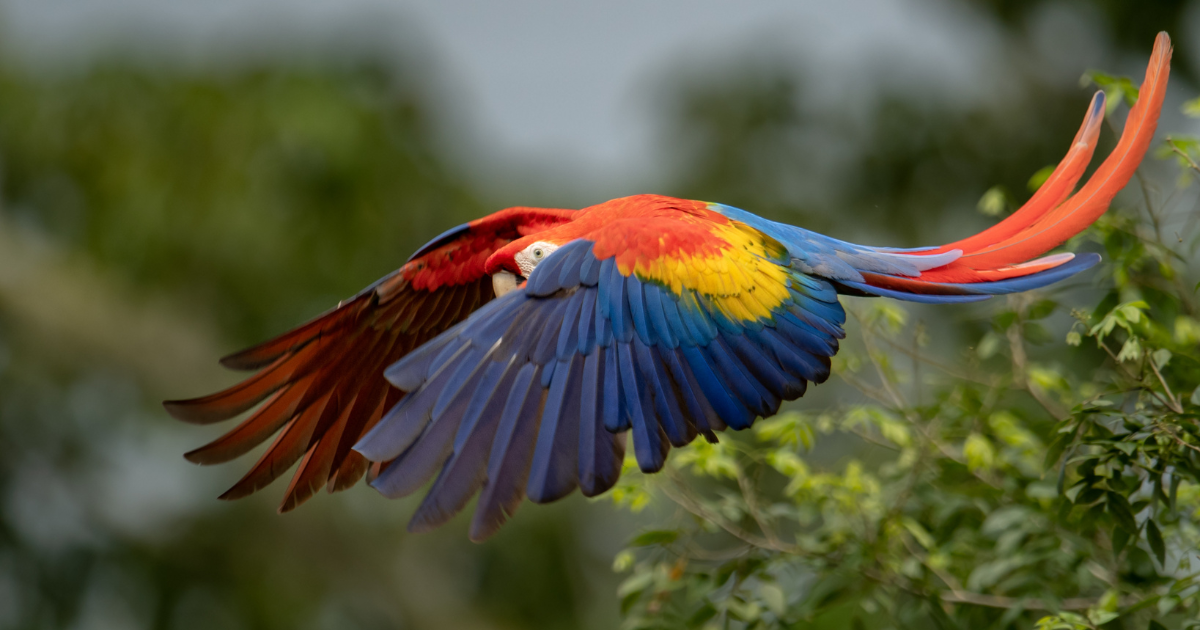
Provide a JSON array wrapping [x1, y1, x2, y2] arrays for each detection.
[[621, 220, 793, 324]]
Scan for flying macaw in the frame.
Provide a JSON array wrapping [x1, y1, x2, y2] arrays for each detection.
[[166, 34, 1171, 541]]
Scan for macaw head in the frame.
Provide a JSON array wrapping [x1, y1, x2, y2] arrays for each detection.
[[483, 194, 692, 296], [485, 235, 569, 296]]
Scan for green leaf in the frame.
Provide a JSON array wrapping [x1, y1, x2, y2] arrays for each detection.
[[1147, 519, 1166, 566], [758, 582, 787, 617], [1183, 96, 1200, 118], [978, 185, 1009, 217], [686, 604, 718, 627], [1076, 487, 1104, 505], [1027, 165, 1057, 192], [1107, 491, 1139, 534], [1150, 620, 1169, 630], [902, 518, 936, 549], [1113, 525, 1131, 557], [1152, 348, 1172, 369], [1117, 337, 1143, 362], [967, 556, 1026, 591], [618, 570, 655, 598], [977, 331, 1003, 359], [964, 433, 996, 473], [1082, 70, 1140, 111], [1087, 608, 1119, 626], [1044, 432, 1072, 471]]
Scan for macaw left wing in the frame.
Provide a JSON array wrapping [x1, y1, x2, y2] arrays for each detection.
[[353, 205, 843, 539]]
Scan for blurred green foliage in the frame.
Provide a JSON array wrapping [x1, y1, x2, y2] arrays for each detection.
[[613, 73, 1200, 629], [0, 60, 484, 341]]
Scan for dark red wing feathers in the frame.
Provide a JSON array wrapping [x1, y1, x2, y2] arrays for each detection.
[[165, 206, 574, 512]]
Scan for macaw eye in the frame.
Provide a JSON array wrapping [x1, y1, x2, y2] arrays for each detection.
[[532, 247, 545, 260]]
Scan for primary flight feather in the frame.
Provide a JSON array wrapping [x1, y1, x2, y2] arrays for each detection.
[[166, 33, 1172, 540]]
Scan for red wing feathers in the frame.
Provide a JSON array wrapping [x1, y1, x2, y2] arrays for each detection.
[[165, 207, 574, 512]]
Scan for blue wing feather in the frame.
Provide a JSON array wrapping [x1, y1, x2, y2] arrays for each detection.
[[680, 344, 754, 430], [601, 345, 626, 432], [576, 288, 598, 355], [556, 289, 586, 361], [658, 347, 714, 435], [581, 354, 625, 496], [579, 247, 602, 286], [528, 357, 583, 503], [612, 342, 664, 472], [576, 351, 603, 495], [610, 261, 634, 343], [359, 341, 471, 462], [643, 284, 680, 349], [708, 336, 776, 420], [634, 340, 691, 447], [555, 241, 588, 285], [724, 331, 796, 400], [407, 359, 516, 532], [626, 275, 653, 346], [469, 362, 543, 541]]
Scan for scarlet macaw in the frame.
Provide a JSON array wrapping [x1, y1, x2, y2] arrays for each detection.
[[166, 34, 1171, 540]]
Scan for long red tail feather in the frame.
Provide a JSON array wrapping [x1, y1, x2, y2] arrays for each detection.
[[913, 32, 1171, 285]]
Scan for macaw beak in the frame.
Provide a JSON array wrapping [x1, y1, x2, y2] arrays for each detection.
[[492, 271, 521, 297]]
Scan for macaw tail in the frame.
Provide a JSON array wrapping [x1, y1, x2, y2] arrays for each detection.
[[840, 32, 1171, 303]]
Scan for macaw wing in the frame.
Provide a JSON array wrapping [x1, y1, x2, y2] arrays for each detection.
[[163, 206, 574, 512], [353, 216, 845, 540]]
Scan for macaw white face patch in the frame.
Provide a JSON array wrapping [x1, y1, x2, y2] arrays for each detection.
[[513, 241, 560, 279]]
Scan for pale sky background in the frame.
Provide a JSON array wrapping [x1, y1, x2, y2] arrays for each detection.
[[0, 0, 1105, 190]]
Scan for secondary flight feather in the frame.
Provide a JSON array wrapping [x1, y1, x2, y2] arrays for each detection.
[[166, 33, 1172, 540]]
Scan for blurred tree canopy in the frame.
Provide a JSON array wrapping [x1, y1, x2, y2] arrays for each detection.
[[0, 2, 1198, 630], [614, 49, 1200, 630], [0, 60, 486, 342]]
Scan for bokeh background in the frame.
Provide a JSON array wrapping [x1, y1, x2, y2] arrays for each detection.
[[0, 1, 1196, 628]]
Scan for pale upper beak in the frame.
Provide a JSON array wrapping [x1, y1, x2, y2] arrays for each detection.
[[492, 271, 520, 297]]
